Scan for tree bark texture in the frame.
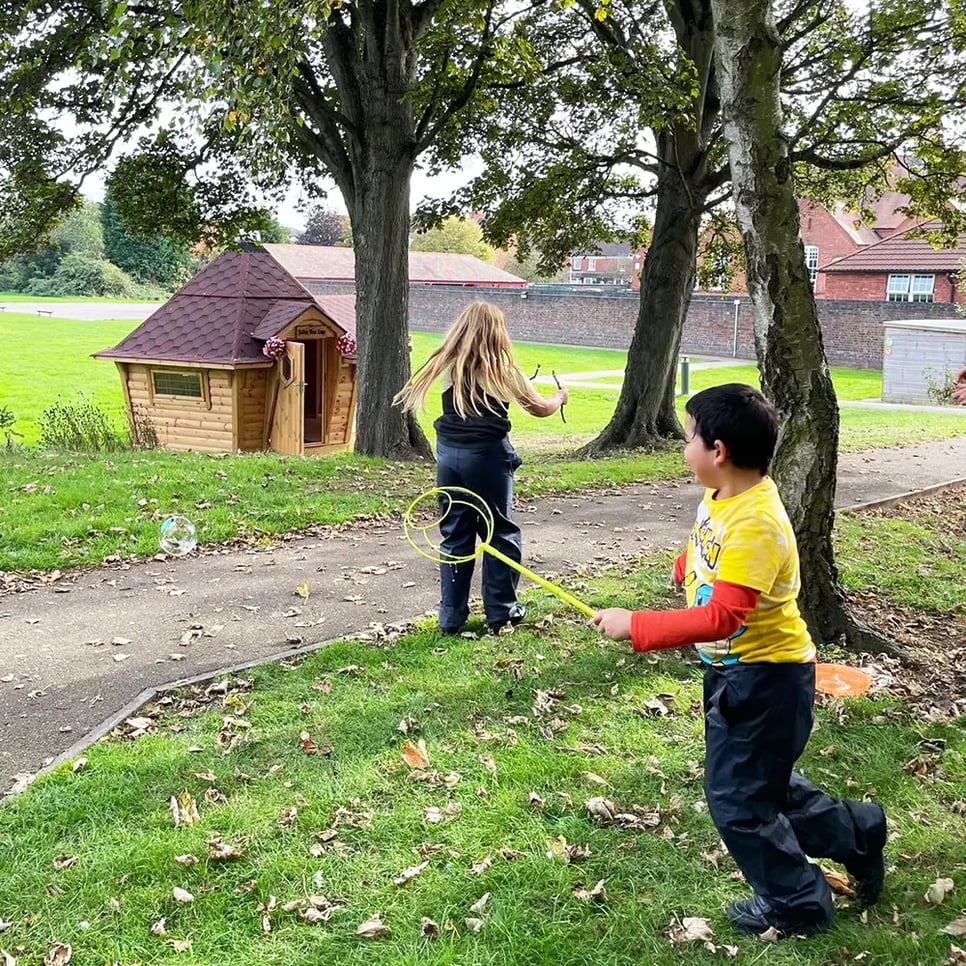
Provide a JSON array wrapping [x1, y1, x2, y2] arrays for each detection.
[[581, 152, 704, 453], [296, 2, 437, 459], [709, 0, 853, 646], [583, 0, 718, 453]]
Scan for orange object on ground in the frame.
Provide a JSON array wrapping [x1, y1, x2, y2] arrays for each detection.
[[815, 663, 872, 697]]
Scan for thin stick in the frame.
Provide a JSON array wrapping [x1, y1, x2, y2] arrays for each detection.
[[481, 545, 595, 618]]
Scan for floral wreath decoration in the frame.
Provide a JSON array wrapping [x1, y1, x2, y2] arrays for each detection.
[[337, 333, 357, 357], [262, 336, 287, 360]]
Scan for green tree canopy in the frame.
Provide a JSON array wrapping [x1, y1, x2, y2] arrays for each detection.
[[102, 186, 194, 290], [410, 215, 494, 261], [297, 207, 349, 246]]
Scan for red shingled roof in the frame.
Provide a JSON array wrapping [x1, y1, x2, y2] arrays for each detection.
[[822, 223, 966, 274], [263, 244, 528, 287], [95, 247, 356, 366]]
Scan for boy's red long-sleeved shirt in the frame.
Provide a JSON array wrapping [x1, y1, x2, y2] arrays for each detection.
[[630, 551, 761, 652]]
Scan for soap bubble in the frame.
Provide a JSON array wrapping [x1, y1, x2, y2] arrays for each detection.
[[159, 515, 197, 556]]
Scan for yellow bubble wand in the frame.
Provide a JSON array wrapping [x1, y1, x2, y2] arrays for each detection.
[[403, 486, 596, 619]]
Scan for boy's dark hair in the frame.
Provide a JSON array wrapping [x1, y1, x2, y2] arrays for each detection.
[[685, 383, 779, 474]]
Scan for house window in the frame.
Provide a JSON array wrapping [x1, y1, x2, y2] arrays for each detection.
[[152, 370, 203, 398], [571, 256, 582, 270], [804, 245, 819, 288], [911, 274, 935, 302], [887, 273, 935, 302], [586, 257, 597, 271]]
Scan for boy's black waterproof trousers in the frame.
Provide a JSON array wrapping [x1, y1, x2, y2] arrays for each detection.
[[703, 661, 884, 930]]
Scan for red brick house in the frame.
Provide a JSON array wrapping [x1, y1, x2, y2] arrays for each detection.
[[819, 225, 966, 304], [569, 242, 639, 287]]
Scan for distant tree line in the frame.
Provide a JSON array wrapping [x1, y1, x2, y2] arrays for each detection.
[[0, 184, 293, 298]]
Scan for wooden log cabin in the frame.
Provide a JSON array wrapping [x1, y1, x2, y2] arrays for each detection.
[[94, 245, 358, 455]]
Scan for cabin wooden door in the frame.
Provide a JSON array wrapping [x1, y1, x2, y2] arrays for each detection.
[[271, 341, 304, 455]]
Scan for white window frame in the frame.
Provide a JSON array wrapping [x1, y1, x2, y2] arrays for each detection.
[[571, 256, 582, 270], [804, 245, 819, 288], [887, 273, 935, 302], [586, 257, 597, 271], [910, 274, 935, 302]]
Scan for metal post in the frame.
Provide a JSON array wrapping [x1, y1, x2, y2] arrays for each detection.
[[680, 355, 690, 396], [732, 299, 741, 358]]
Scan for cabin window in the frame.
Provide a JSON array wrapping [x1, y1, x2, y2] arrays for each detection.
[[152, 370, 204, 398]]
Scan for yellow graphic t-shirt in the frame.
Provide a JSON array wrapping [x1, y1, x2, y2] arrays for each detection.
[[683, 477, 815, 665]]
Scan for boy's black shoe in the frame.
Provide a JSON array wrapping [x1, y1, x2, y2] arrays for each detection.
[[726, 896, 831, 937], [487, 604, 526, 633], [845, 805, 887, 907]]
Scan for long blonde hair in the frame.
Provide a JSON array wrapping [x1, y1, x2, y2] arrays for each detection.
[[393, 302, 522, 418]]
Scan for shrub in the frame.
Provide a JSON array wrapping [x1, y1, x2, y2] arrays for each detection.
[[0, 405, 22, 448], [130, 405, 159, 450], [38, 396, 126, 452], [25, 254, 142, 298]]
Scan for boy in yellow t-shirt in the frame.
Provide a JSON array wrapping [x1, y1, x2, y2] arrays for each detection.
[[595, 384, 887, 937]]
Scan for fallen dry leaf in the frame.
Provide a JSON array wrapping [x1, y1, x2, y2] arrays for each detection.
[[927, 878, 956, 905], [943, 914, 966, 937], [393, 861, 429, 886], [167, 939, 192, 953], [423, 803, 462, 824], [420, 917, 440, 938], [464, 917, 484, 933], [947, 944, 966, 964], [573, 879, 607, 903], [480, 754, 497, 775], [170, 791, 200, 827], [43, 944, 71, 966], [469, 893, 491, 915], [175, 854, 199, 866], [470, 856, 493, 876], [402, 738, 430, 769], [669, 916, 715, 944], [1, 949, 15, 966], [355, 914, 389, 938], [821, 866, 855, 897], [295, 581, 310, 599], [759, 926, 782, 942], [208, 839, 243, 861], [150, 917, 167, 936], [53, 855, 77, 871], [70, 757, 87, 774], [172, 887, 194, 903]]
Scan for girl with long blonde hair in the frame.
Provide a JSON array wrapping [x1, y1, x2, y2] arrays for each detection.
[[394, 301, 567, 634]]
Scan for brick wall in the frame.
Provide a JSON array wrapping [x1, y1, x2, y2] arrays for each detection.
[[302, 281, 965, 369]]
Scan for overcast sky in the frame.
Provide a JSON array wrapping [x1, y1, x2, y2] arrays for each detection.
[[82, 161, 482, 234]]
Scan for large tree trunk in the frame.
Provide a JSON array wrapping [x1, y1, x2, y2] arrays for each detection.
[[710, 0, 892, 652], [582, 0, 717, 454], [350, 160, 432, 459], [580, 149, 703, 453]]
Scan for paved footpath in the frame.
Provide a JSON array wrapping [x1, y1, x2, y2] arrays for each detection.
[[3, 437, 966, 794]]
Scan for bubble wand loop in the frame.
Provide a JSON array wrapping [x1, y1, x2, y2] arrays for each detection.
[[403, 486, 596, 619]]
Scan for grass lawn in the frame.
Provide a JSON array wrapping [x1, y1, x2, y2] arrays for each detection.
[[0, 313, 135, 442], [3, 316, 966, 574], [2, 509, 966, 964]]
